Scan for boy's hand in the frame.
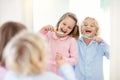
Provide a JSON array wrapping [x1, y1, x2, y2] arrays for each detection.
[[93, 37, 103, 43]]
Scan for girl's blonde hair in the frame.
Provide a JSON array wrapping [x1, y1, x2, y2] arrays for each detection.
[[56, 12, 80, 39], [81, 17, 100, 36], [3, 31, 49, 76]]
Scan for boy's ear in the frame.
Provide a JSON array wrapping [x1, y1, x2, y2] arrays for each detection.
[[95, 30, 98, 36], [81, 29, 83, 34]]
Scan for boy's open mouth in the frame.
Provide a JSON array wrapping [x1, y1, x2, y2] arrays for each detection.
[[85, 30, 92, 33]]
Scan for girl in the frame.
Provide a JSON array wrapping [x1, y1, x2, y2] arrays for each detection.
[[40, 12, 79, 74], [75, 17, 109, 80], [2, 31, 64, 80], [0, 21, 26, 80]]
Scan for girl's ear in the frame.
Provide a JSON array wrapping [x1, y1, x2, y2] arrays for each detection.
[[56, 24, 59, 31], [81, 27, 83, 34]]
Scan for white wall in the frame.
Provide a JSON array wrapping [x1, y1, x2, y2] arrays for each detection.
[[0, 0, 23, 25], [110, 0, 120, 80], [33, 0, 69, 32], [0, 0, 33, 30]]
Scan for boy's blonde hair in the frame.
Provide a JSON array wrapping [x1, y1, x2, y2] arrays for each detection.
[[3, 31, 49, 76], [56, 12, 80, 39], [0, 21, 26, 63], [81, 17, 100, 36]]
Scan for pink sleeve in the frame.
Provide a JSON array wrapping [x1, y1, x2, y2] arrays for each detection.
[[63, 38, 78, 66], [39, 29, 49, 35], [0, 67, 7, 80], [39, 29, 49, 41]]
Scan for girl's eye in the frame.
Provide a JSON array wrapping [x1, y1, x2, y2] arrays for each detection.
[[68, 26, 72, 29], [63, 23, 66, 25]]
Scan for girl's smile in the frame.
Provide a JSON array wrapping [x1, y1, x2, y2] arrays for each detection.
[[57, 17, 76, 38]]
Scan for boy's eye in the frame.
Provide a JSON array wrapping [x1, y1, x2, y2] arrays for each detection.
[[84, 24, 88, 26], [90, 25, 94, 27], [83, 22, 88, 26]]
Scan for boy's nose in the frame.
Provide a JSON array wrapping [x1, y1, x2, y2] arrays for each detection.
[[86, 25, 90, 28]]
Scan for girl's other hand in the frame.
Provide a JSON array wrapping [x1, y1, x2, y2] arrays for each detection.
[[55, 52, 68, 67], [55, 52, 62, 60]]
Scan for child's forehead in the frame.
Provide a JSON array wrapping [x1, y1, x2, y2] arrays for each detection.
[[84, 19, 95, 24]]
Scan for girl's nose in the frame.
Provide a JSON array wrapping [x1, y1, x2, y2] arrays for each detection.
[[63, 26, 67, 30]]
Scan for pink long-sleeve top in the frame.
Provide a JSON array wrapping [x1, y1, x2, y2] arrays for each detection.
[[40, 30, 78, 73], [0, 64, 7, 80]]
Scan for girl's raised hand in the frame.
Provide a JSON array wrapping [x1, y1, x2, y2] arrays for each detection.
[[42, 25, 55, 31]]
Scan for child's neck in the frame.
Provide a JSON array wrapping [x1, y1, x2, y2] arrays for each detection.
[[83, 38, 91, 46]]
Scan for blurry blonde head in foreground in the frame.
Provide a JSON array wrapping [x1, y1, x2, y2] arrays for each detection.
[[3, 31, 49, 76], [0, 21, 26, 63]]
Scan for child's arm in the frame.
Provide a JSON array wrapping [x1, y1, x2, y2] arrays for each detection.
[[58, 64, 77, 80], [92, 37, 103, 43], [40, 25, 54, 34], [93, 37, 109, 59], [62, 38, 78, 66], [55, 53, 77, 80], [100, 41, 109, 59], [55, 53, 68, 67]]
